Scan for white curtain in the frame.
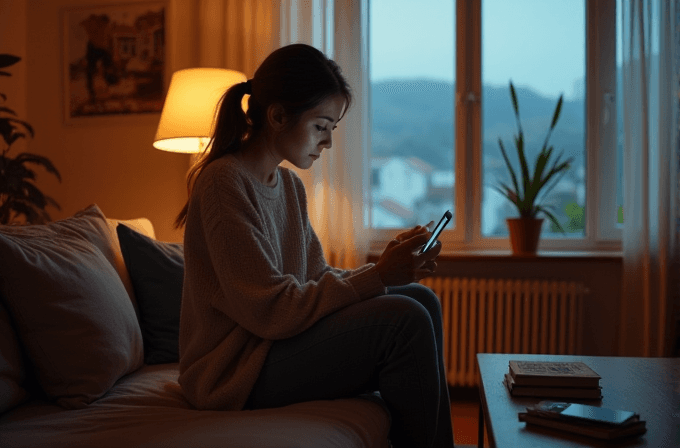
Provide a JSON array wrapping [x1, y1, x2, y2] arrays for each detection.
[[280, 0, 371, 269], [168, 0, 279, 78], [619, 0, 680, 357], [167, 0, 281, 170]]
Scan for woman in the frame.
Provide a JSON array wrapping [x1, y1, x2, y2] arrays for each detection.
[[176, 43, 454, 448]]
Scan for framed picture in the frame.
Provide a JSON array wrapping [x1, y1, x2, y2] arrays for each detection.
[[62, 1, 167, 123]]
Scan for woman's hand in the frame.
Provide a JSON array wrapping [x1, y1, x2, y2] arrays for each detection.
[[374, 223, 442, 287]]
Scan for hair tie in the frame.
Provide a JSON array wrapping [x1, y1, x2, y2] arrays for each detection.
[[244, 79, 252, 95]]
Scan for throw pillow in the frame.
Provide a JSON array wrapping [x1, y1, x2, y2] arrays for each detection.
[[116, 223, 184, 364], [0, 205, 144, 409]]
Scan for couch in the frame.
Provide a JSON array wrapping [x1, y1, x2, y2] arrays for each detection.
[[0, 204, 391, 448]]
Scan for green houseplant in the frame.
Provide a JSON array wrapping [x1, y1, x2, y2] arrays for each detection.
[[0, 54, 61, 225], [495, 81, 573, 254]]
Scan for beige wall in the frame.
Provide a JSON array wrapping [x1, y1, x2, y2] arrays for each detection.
[[19, 0, 190, 242]]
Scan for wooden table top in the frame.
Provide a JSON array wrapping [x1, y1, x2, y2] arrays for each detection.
[[476, 353, 680, 448]]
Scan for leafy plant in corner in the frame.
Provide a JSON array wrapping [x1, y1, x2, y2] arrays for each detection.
[[0, 54, 61, 225], [495, 81, 573, 233]]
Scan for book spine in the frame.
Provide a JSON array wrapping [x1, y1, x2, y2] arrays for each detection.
[[510, 373, 600, 388]]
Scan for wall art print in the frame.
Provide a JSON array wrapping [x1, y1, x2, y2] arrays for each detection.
[[63, 2, 166, 121]]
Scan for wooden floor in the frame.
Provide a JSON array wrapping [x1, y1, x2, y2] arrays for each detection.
[[450, 387, 489, 448]]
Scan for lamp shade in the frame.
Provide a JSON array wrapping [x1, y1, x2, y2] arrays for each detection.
[[153, 68, 247, 153]]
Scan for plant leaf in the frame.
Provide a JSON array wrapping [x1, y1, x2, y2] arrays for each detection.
[[493, 184, 517, 206], [514, 130, 531, 202], [550, 94, 564, 129], [509, 81, 519, 118], [15, 153, 61, 181], [535, 165, 570, 207], [8, 119, 34, 138], [0, 54, 21, 70], [44, 195, 62, 211], [534, 151, 567, 190], [9, 199, 42, 224], [497, 138, 520, 197], [6, 156, 37, 177], [8, 133, 27, 146], [532, 147, 551, 187], [19, 180, 48, 208], [536, 205, 566, 233]]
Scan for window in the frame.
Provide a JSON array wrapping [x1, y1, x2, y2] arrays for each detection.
[[481, 0, 585, 238], [367, 0, 455, 229], [367, 0, 620, 251]]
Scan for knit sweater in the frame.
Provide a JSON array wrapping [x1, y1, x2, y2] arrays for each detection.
[[178, 155, 387, 410]]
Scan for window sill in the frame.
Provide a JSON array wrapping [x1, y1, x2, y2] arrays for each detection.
[[367, 249, 623, 263]]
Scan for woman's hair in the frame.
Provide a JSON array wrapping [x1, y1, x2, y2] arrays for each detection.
[[174, 43, 352, 229]]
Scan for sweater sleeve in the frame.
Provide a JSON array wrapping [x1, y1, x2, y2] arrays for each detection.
[[292, 174, 387, 295], [305, 217, 386, 285], [199, 172, 384, 341]]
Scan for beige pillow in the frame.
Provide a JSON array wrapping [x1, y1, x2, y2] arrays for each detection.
[[0, 204, 144, 409], [105, 217, 156, 313]]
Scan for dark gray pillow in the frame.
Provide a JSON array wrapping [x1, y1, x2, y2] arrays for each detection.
[[116, 224, 184, 365]]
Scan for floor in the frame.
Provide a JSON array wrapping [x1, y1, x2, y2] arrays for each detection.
[[450, 387, 489, 448]]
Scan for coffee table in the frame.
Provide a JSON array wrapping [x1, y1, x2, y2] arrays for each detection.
[[476, 353, 680, 447]]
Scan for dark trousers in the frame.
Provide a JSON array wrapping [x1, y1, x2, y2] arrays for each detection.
[[244, 283, 455, 448]]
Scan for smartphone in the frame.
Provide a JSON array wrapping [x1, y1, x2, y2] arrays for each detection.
[[419, 210, 452, 254], [540, 402, 637, 426]]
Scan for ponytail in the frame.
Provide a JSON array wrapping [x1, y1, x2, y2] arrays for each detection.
[[173, 81, 251, 229]]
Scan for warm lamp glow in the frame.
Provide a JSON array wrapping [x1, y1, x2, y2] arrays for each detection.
[[153, 68, 247, 154]]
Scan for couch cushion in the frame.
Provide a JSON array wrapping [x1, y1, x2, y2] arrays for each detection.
[[0, 204, 144, 409], [0, 364, 391, 448], [116, 224, 184, 364], [0, 298, 27, 414]]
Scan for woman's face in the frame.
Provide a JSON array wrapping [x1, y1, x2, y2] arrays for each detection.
[[273, 94, 346, 169]]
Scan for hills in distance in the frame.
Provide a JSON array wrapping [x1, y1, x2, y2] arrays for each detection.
[[370, 79, 587, 180]]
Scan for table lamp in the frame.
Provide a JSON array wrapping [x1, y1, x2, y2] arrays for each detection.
[[153, 68, 247, 154]]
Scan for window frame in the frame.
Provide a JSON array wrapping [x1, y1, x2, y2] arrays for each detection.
[[367, 0, 622, 254]]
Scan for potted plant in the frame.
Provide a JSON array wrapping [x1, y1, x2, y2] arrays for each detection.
[[495, 81, 573, 255], [0, 54, 61, 225]]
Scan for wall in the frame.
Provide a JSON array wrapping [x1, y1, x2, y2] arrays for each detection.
[[20, 0, 190, 242]]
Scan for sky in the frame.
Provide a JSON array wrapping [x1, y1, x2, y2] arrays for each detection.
[[369, 0, 586, 100]]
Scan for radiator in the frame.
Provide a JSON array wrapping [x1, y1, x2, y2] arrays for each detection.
[[420, 277, 587, 387]]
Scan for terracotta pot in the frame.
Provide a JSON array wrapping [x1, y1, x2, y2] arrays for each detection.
[[506, 218, 544, 255]]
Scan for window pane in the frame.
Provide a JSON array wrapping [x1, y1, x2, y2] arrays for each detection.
[[368, 0, 455, 229], [481, 0, 586, 237]]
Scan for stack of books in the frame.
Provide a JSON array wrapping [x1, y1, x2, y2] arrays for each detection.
[[518, 400, 647, 440], [504, 360, 602, 399]]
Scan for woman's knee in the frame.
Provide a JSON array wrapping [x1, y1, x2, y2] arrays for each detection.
[[374, 294, 435, 337], [388, 283, 442, 321]]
